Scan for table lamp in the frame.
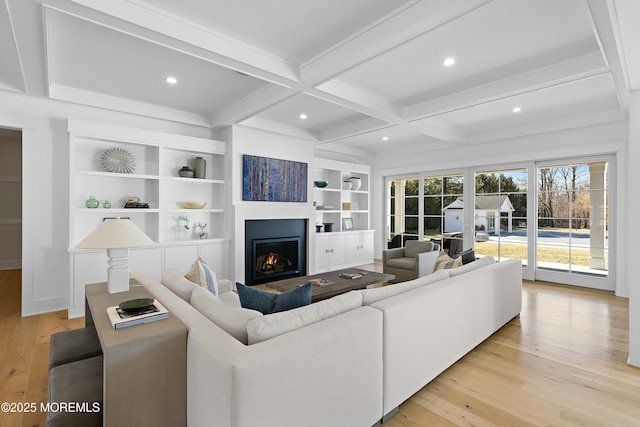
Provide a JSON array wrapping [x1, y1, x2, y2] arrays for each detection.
[[77, 218, 154, 293]]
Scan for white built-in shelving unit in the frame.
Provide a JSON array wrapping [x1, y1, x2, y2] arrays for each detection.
[[312, 158, 374, 272], [67, 119, 229, 317]]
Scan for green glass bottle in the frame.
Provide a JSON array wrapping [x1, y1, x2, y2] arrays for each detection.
[[85, 195, 99, 209]]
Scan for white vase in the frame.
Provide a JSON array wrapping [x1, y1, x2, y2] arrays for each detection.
[[342, 181, 352, 190], [349, 177, 362, 190]]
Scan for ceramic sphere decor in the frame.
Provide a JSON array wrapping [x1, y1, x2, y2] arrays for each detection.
[[178, 166, 194, 178], [100, 146, 136, 174]]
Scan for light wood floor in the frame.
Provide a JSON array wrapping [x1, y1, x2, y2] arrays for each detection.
[[1, 269, 640, 426], [0, 269, 84, 427]]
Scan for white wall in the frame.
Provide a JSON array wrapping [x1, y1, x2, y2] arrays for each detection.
[[225, 125, 316, 284], [373, 120, 629, 295], [0, 91, 212, 316]]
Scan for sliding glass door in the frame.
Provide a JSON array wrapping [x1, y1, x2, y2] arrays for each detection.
[[535, 159, 612, 290], [385, 156, 614, 290]]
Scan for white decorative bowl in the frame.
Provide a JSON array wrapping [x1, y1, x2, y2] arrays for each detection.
[[182, 201, 206, 209]]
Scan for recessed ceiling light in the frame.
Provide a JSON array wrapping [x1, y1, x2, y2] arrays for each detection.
[[443, 57, 456, 66], [165, 76, 177, 84], [382, 136, 389, 141], [299, 113, 308, 120], [512, 107, 522, 113]]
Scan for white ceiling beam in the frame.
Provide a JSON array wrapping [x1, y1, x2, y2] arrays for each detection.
[[0, 0, 26, 93], [405, 52, 607, 120], [49, 84, 212, 127], [319, 117, 391, 142], [44, 0, 300, 85], [210, 84, 295, 129], [300, 0, 495, 84], [313, 143, 376, 160], [406, 119, 469, 144], [239, 117, 320, 141], [609, 0, 640, 91], [212, 0, 496, 138], [606, 0, 633, 91], [308, 85, 468, 143], [6, 0, 47, 95], [587, 0, 630, 109], [314, 81, 401, 119], [470, 109, 626, 145]]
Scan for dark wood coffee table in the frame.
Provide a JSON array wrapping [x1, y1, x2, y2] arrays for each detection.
[[264, 268, 395, 302]]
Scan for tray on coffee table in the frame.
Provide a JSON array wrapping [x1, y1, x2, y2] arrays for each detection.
[[264, 268, 395, 302]]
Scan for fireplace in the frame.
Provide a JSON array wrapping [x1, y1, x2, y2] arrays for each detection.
[[245, 219, 307, 285]]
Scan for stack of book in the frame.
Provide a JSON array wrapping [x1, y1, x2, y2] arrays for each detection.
[[107, 299, 169, 329]]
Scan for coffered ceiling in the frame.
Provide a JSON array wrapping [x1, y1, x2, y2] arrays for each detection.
[[1, 0, 638, 157]]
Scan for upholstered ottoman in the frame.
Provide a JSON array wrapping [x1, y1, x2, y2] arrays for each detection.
[[49, 327, 102, 369], [47, 354, 103, 426]]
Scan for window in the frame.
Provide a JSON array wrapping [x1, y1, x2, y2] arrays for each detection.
[[425, 174, 464, 254], [474, 169, 528, 264], [387, 178, 419, 247], [386, 173, 463, 251]]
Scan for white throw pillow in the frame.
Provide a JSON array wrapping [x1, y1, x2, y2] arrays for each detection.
[[161, 268, 199, 302], [185, 257, 219, 296], [359, 269, 450, 306], [190, 286, 262, 345], [246, 291, 363, 345]]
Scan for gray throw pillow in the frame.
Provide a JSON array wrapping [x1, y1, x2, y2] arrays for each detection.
[[455, 248, 476, 264]]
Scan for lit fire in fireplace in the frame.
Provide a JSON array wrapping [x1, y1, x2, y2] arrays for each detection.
[[256, 252, 293, 275]]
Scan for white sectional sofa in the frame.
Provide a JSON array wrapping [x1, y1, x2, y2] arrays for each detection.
[[133, 256, 522, 427]]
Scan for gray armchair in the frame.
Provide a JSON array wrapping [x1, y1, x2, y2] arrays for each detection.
[[383, 240, 441, 283]]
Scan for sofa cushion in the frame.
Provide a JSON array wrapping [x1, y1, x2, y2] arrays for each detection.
[[246, 291, 363, 344], [446, 255, 496, 277], [190, 286, 262, 344], [433, 250, 463, 271], [386, 257, 416, 270], [236, 283, 312, 314], [403, 240, 434, 258], [358, 269, 450, 305], [161, 268, 199, 302], [218, 291, 242, 307], [185, 257, 219, 296]]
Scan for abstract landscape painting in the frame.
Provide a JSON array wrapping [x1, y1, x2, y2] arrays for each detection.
[[242, 155, 308, 202]]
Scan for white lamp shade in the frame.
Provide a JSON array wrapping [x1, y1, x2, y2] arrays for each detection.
[[77, 218, 154, 249]]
